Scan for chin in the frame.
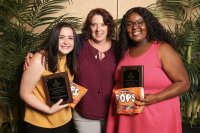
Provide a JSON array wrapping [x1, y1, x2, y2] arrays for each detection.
[[60, 50, 72, 55], [93, 36, 107, 42], [130, 39, 141, 44], [93, 38, 102, 42]]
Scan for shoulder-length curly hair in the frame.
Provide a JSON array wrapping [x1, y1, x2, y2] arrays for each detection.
[[116, 7, 176, 62], [81, 8, 116, 40]]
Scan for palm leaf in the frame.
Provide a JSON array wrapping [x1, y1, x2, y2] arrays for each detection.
[[157, 0, 200, 126], [0, 0, 81, 132]]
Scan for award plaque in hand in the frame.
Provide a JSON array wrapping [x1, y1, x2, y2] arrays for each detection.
[[121, 66, 144, 88], [42, 71, 73, 107]]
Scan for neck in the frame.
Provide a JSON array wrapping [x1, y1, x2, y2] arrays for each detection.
[[131, 38, 152, 48], [59, 53, 67, 59], [89, 38, 107, 47], [89, 38, 111, 52]]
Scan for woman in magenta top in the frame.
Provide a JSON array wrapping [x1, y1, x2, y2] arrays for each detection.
[[73, 8, 116, 133], [106, 7, 190, 133]]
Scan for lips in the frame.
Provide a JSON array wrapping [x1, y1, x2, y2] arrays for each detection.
[[95, 33, 103, 37], [132, 32, 140, 35], [61, 46, 70, 49]]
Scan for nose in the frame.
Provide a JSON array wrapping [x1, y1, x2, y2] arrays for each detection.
[[63, 38, 68, 45], [132, 22, 138, 29], [96, 25, 101, 31]]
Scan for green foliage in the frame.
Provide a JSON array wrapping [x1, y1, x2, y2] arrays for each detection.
[[155, 0, 200, 127], [0, 0, 81, 132], [0, 80, 20, 132]]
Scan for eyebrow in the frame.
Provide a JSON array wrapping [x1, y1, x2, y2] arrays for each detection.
[[59, 35, 74, 37], [127, 19, 144, 22], [91, 22, 105, 24]]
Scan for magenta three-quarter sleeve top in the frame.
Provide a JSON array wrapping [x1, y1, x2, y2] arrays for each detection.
[[75, 40, 116, 119]]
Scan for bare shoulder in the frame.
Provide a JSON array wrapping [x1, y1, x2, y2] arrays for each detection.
[[30, 52, 46, 67], [159, 42, 175, 53], [158, 42, 185, 77], [158, 42, 178, 61], [158, 42, 189, 88]]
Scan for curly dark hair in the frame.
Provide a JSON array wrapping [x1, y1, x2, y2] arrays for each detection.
[[116, 7, 176, 62], [81, 8, 116, 40]]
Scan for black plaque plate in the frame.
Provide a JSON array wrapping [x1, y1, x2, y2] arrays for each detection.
[[121, 66, 144, 88], [42, 71, 73, 107]]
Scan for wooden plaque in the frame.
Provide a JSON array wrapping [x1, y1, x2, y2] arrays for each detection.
[[121, 66, 144, 88], [42, 71, 73, 107]]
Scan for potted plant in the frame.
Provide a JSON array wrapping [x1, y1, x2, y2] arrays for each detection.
[[151, 0, 200, 132], [0, 0, 81, 132]]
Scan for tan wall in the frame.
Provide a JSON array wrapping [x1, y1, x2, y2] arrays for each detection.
[[34, 0, 161, 34], [54, 0, 158, 19], [33, 0, 176, 35], [118, 0, 157, 18]]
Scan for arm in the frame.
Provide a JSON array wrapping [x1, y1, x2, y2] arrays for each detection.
[[137, 43, 190, 106], [20, 53, 68, 114]]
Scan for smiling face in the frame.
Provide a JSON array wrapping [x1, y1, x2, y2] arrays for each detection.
[[90, 15, 108, 43], [58, 27, 74, 56], [126, 12, 148, 44]]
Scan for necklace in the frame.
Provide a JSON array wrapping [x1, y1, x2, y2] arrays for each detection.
[[93, 47, 98, 59], [89, 39, 98, 59]]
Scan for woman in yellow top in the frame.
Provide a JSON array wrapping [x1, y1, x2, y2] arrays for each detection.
[[20, 22, 77, 133]]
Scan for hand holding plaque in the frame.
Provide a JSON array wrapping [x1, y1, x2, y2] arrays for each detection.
[[121, 66, 144, 88], [42, 72, 73, 107]]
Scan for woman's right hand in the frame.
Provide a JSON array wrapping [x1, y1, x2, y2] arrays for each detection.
[[48, 99, 69, 114], [23, 52, 34, 71]]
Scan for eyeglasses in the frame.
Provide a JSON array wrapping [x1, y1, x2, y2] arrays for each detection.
[[126, 20, 144, 28]]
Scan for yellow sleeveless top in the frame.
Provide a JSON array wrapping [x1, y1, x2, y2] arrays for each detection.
[[24, 54, 74, 128]]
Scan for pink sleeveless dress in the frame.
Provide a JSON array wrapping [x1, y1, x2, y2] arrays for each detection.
[[106, 41, 182, 133]]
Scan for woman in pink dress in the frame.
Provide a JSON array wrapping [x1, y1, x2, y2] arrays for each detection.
[[106, 7, 190, 133]]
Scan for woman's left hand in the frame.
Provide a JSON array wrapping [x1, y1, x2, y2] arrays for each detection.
[[135, 93, 158, 112]]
